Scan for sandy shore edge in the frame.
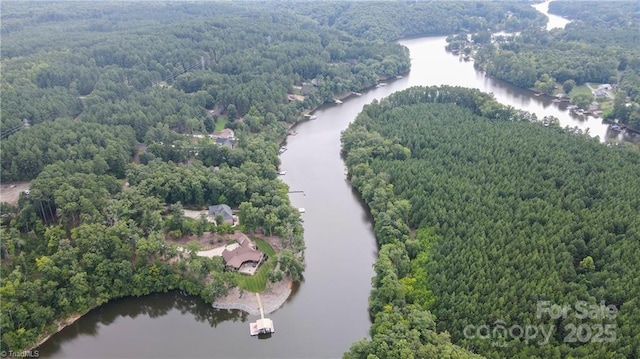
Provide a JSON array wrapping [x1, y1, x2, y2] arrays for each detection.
[[211, 278, 293, 315]]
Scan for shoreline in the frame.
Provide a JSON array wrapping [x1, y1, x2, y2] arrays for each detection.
[[279, 73, 409, 147], [211, 277, 293, 315], [29, 312, 87, 351], [31, 277, 294, 351]]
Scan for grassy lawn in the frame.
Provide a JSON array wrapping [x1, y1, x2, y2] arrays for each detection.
[[598, 98, 614, 114], [569, 85, 593, 97], [236, 261, 273, 293], [235, 239, 277, 292], [253, 238, 276, 257], [215, 116, 228, 131]]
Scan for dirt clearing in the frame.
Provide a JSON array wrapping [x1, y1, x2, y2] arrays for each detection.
[[0, 182, 30, 205]]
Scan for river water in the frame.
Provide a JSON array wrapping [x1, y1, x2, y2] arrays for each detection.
[[38, 6, 629, 359], [532, 0, 571, 30]]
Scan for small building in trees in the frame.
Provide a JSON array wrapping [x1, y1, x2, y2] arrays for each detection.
[[209, 204, 236, 225], [209, 129, 236, 148], [215, 137, 235, 149], [209, 128, 235, 139], [593, 89, 607, 98]]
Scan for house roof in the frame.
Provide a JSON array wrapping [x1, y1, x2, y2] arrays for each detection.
[[594, 89, 607, 97], [236, 232, 255, 248], [210, 128, 234, 139], [216, 137, 235, 148], [208, 204, 234, 220], [221, 236, 262, 269]]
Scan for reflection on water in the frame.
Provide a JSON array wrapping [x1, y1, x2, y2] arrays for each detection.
[[39, 292, 247, 358]]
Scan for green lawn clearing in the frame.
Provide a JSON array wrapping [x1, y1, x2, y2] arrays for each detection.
[[215, 116, 228, 131], [236, 261, 273, 292], [569, 85, 593, 98], [234, 238, 277, 292], [253, 238, 276, 257]]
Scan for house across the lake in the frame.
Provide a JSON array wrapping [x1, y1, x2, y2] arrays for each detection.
[[222, 233, 264, 272]]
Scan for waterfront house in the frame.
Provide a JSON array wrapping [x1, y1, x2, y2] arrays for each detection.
[[222, 234, 264, 271]]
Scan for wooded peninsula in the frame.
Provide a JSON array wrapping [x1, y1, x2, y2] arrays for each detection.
[[342, 86, 639, 358]]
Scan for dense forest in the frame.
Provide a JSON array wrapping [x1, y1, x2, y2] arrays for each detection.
[[472, 1, 640, 129], [342, 86, 640, 358], [0, 0, 547, 353]]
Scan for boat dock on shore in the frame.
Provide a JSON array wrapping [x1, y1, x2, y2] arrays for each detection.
[[250, 293, 274, 336]]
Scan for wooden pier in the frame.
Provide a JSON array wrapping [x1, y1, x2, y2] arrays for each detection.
[[249, 293, 274, 336]]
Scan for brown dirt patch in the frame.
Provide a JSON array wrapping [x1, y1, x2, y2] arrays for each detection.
[[0, 182, 30, 205]]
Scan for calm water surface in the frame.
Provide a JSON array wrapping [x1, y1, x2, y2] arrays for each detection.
[[532, 0, 571, 30], [38, 6, 629, 359]]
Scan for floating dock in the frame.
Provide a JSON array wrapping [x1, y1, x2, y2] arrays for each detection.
[[250, 293, 275, 336], [250, 318, 274, 336]]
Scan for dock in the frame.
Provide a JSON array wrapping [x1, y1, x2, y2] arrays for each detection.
[[250, 293, 274, 336]]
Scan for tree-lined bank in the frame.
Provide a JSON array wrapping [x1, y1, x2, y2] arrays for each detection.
[[342, 86, 640, 358]]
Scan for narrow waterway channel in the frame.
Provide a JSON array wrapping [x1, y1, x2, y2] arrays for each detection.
[[38, 5, 630, 358], [532, 0, 571, 30]]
